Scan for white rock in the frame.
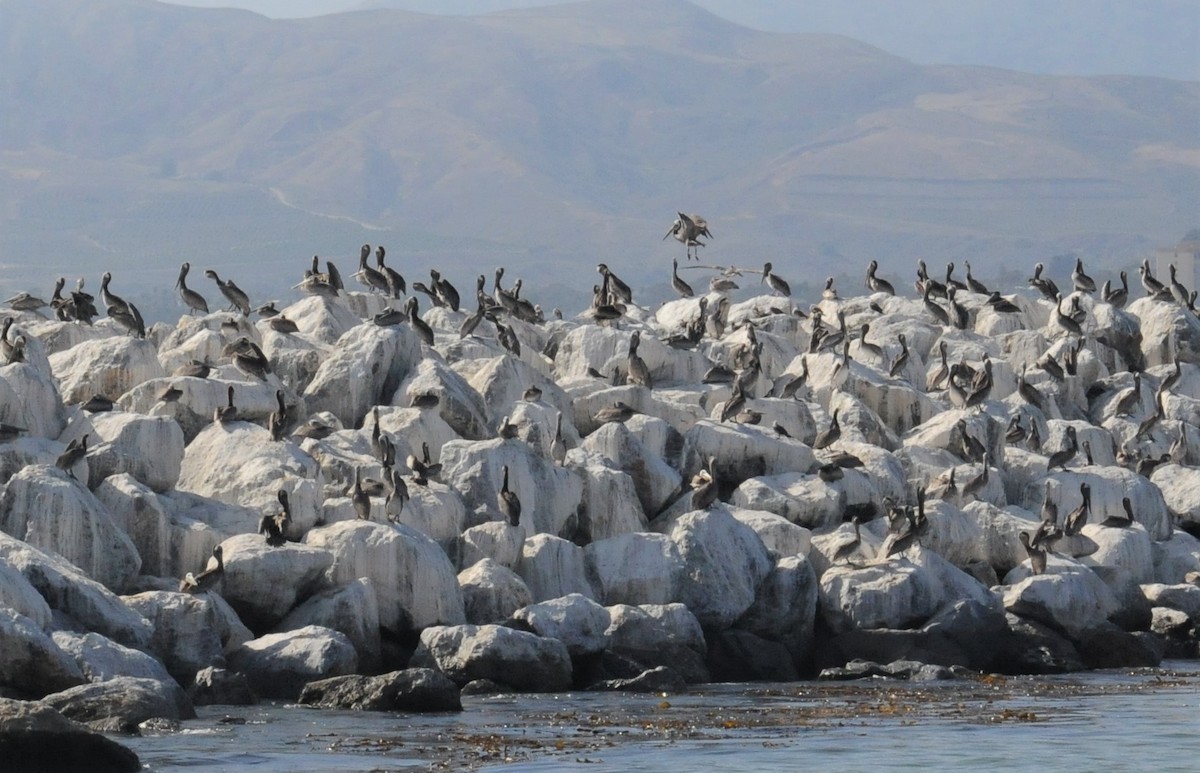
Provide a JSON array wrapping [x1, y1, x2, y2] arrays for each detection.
[[681, 419, 815, 485], [227, 625, 358, 700], [572, 456, 649, 540], [73, 412, 184, 492], [584, 532, 684, 606], [0, 556, 54, 629], [412, 623, 572, 692], [216, 533, 334, 630], [122, 591, 225, 682], [395, 357, 491, 440], [605, 602, 706, 656], [1140, 583, 1200, 619], [0, 465, 141, 591], [516, 534, 597, 602], [512, 593, 612, 657], [1151, 463, 1200, 531], [303, 323, 423, 428], [1151, 531, 1200, 584], [276, 578, 382, 673], [51, 630, 174, 685], [458, 558, 533, 625], [579, 419, 681, 517], [458, 521, 525, 570], [669, 509, 773, 629], [0, 607, 85, 696], [728, 507, 812, 558], [305, 520, 465, 632], [0, 361, 65, 439], [50, 336, 165, 406], [1079, 523, 1155, 584], [1002, 555, 1122, 636]]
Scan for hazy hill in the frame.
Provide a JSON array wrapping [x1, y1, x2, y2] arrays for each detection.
[[1, 0, 1197, 315]]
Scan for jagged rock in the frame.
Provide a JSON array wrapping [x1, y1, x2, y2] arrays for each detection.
[[396, 357, 491, 440], [820, 546, 999, 634], [411, 624, 572, 692], [0, 607, 86, 697], [511, 593, 612, 657], [458, 521, 525, 570], [0, 697, 141, 773], [42, 676, 195, 728], [735, 554, 818, 653], [458, 559, 533, 625], [669, 508, 773, 629], [1150, 607, 1191, 636], [605, 603, 708, 684], [571, 456, 649, 540], [0, 533, 152, 650], [303, 323, 422, 428], [681, 420, 815, 486], [305, 520, 465, 632], [50, 337, 165, 407], [730, 471, 846, 530], [215, 533, 333, 631], [0, 558, 53, 629], [707, 629, 799, 681], [122, 591, 226, 684], [276, 578, 382, 674], [1002, 555, 1122, 636], [0, 361, 66, 440], [584, 532, 685, 606], [178, 421, 324, 536], [1, 465, 141, 591], [993, 614, 1084, 674], [441, 437, 583, 539], [516, 534, 597, 602], [1141, 583, 1200, 619], [580, 419, 682, 518], [728, 507, 812, 558], [67, 412, 184, 492], [297, 668, 462, 712], [187, 666, 255, 706], [226, 626, 358, 700], [1075, 622, 1162, 668], [467, 353, 573, 430], [51, 631, 173, 686], [1127, 296, 1200, 368], [1018, 467, 1172, 541]]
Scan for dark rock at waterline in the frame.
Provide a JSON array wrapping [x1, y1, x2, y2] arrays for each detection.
[[816, 628, 970, 674], [41, 677, 195, 732], [0, 698, 140, 773], [818, 659, 964, 681], [1075, 624, 1162, 669], [460, 679, 506, 695], [226, 626, 359, 701], [588, 665, 687, 693], [411, 624, 572, 692], [187, 667, 256, 707], [707, 629, 799, 682], [921, 599, 1012, 670], [992, 615, 1084, 675], [298, 668, 462, 712]]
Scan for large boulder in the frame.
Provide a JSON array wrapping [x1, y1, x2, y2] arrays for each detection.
[[70, 412, 184, 492], [458, 559, 533, 625], [669, 508, 773, 630], [1002, 556, 1122, 637], [0, 607, 86, 697], [226, 626, 359, 700], [0, 697, 141, 773], [50, 631, 174, 686], [297, 668, 462, 712], [0, 465, 141, 592], [305, 520, 465, 633], [511, 593, 612, 657], [122, 591, 226, 683], [215, 534, 333, 631], [584, 532, 685, 606], [276, 578, 383, 674], [42, 676, 195, 728], [411, 624, 572, 692], [303, 323, 423, 428], [49, 336, 165, 407], [516, 534, 597, 602]]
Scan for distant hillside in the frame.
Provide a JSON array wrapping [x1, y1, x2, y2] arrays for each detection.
[[1, 0, 1198, 314]]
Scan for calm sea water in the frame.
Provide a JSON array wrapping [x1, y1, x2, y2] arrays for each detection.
[[126, 662, 1200, 772]]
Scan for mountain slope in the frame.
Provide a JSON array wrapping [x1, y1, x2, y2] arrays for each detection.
[[0, 0, 1197, 307]]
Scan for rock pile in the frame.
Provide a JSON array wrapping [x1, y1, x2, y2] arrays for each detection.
[[1, 257, 1199, 734]]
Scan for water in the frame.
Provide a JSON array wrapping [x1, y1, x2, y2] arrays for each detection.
[[126, 663, 1200, 772]]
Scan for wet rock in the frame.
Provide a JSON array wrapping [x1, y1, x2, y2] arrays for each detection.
[[122, 591, 225, 683], [1075, 622, 1162, 669], [276, 578, 382, 674], [0, 697, 141, 773], [587, 665, 687, 693], [411, 624, 572, 692], [186, 666, 255, 706], [0, 607, 86, 697], [459, 559, 533, 625], [227, 626, 358, 701], [298, 668, 462, 712], [51, 631, 173, 686], [707, 629, 798, 682], [42, 676, 196, 729]]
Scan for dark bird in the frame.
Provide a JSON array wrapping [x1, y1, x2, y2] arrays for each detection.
[[1102, 270, 1129, 308], [866, 259, 895, 295], [671, 259, 694, 298], [351, 468, 371, 521], [986, 291, 1021, 314], [1019, 531, 1048, 575], [1100, 496, 1135, 528], [964, 260, 989, 295], [762, 262, 791, 297], [174, 360, 212, 379], [407, 297, 435, 346], [1028, 262, 1060, 301], [55, 434, 89, 474], [204, 270, 251, 315], [690, 458, 719, 510], [594, 401, 638, 424], [376, 246, 405, 298], [430, 269, 461, 311], [259, 490, 291, 547], [627, 330, 653, 388], [214, 384, 237, 424], [664, 212, 712, 260], [813, 410, 841, 450], [176, 263, 209, 315], [1046, 426, 1078, 470], [498, 464, 521, 526], [1063, 482, 1091, 536], [355, 244, 390, 294], [179, 545, 224, 594], [1071, 257, 1096, 293], [832, 516, 865, 565]]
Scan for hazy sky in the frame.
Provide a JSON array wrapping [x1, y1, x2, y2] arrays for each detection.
[[163, 0, 1199, 79]]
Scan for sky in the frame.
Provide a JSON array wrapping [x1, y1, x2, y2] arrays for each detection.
[[162, 0, 1200, 80]]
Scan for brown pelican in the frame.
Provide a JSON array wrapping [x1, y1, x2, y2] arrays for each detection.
[[690, 457, 719, 510], [1063, 482, 1091, 536], [947, 287, 969, 329], [857, 323, 884, 362], [214, 385, 237, 424], [6, 291, 47, 312], [985, 291, 1021, 314], [204, 270, 251, 315], [1102, 270, 1129, 308], [293, 417, 337, 441], [255, 301, 280, 318], [1047, 426, 1078, 470], [1005, 415, 1027, 445], [598, 264, 633, 305], [1113, 373, 1142, 416], [916, 259, 947, 299], [1028, 262, 1060, 301], [522, 385, 542, 402], [960, 452, 990, 501], [265, 314, 298, 334], [179, 545, 224, 594], [813, 410, 841, 450], [664, 212, 712, 260], [406, 297, 435, 346], [551, 412, 566, 466], [926, 341, 950, 391], [157, 383, 183, 404], [351, 468, 371, 521], [176, 263, 209, 315], [375, 246, 405, 298], [671, 259, 694, 298], [1071, 257, 1096, 293], [458, 303, 486, 338], [1019, 531, 1047, 575], [430, 269, 460, 312], [225, 337, 271, 380], [923, 283, 950, 326], [259, 490, 290, 547], [174, 360, 212, 379], [498, 465, 521, 526], [495, 319, 522, 355], [866, 259, 895, 295], [761, 262, 791, 297], [627, 330, 652, 388], [268, 390, 288, 441], [355, 244, 390, 293], [55, 434, 88, 476], [963, 261, 989, 294], [594, 401, 638, 424], [1140, 259, 1169, 298], [1017, 365, 1046, 412], [80, 394, 114, 413]]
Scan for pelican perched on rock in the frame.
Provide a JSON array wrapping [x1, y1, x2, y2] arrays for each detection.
[[594, 401, 637, 424], [259, 490, 290, 547], [664, 212, 712, 260], [214, 385, 237, 424], [179, 545, 224, 594], [375, 246, 405, 298], [866, 259, 895, 295], [55, 434, 89, 478], [627, 330, 652, 388], [671, 259, 694, 298], [175, 263, 209, 315], [355, 244, 390, 294], [1028, 262, 1060, 301], [1019, 531, 1047, 575], [761, 262, 791, 298], [205, 269, 251, 315], [498, 465, 521, 526], [1071, 257, 1096, 293]]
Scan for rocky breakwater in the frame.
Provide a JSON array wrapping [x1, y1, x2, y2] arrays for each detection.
[[1, 255, 1199, 751]]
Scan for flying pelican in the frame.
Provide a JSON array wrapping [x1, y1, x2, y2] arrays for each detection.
[[663, 212, 712, 260]]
